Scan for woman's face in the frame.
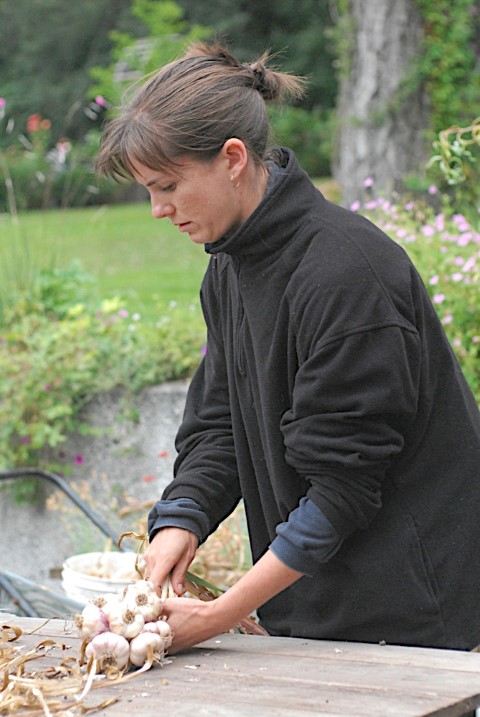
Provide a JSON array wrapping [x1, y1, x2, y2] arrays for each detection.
[[131, 148, 251, 245]]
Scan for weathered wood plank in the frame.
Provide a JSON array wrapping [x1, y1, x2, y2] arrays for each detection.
[[4, 617, 480, 717]]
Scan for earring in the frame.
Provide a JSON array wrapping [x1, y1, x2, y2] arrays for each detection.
[[231, 175, 240, 189]]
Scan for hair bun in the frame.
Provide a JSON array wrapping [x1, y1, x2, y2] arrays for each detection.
[[247, 62, 278, 101]]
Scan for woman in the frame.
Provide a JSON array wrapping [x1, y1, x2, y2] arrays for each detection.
[[96, 43, 480, 654]]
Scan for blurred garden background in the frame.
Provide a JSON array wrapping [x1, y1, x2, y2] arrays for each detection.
[[0, 0, 479, 495]]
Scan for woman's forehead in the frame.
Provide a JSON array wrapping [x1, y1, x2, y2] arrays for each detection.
[[129, 157, 193, 184]]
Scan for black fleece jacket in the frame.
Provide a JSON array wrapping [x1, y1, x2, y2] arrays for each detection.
[[160, 149, 480, 649]]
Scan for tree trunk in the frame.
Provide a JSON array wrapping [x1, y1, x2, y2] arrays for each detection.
[[333, 0, 430, 207]]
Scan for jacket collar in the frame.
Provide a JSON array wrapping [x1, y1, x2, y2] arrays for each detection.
[[204, 148, 321, 258]]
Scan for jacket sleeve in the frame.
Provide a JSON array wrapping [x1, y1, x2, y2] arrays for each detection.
[[161, 264, 242, 537], [281, 319, 421, 538], [147, 497, 211, 544]]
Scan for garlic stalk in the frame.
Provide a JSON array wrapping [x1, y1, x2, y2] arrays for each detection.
[[160, 574, 176, 601], [85, 631, 130, 673]]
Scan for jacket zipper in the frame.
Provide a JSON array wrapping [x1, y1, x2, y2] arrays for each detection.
[[236, 300, 247, 377], [233, 259, 247, 377]]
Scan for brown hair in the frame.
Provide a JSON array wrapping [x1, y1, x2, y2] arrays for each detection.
[[95, 42, 306, 181]]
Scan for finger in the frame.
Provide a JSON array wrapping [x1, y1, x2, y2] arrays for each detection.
[[171, 551, 197, 595], [170, 564, 187, 595], [148, 564, 174, 596]]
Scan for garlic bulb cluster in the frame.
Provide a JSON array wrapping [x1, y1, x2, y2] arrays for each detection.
[[75, 580, 173, 673]]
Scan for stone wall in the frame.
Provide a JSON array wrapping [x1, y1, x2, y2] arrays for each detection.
[[0, 381, 189, 593]]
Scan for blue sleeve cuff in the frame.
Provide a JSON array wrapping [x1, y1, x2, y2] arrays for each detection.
[[270, 497, 343, 577], [147, 497, 210, 545]]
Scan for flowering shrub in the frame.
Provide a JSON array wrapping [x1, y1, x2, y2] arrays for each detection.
[[0, 98, 121, 211], [352, 185, 479, 402], [0, 264, 206, 476]]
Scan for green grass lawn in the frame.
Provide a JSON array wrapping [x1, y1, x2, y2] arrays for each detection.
[[1, 202, 209, 320], [1, 179, 338, 321]]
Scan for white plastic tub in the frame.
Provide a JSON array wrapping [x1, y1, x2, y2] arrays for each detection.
[[61, 551, 139, 604]]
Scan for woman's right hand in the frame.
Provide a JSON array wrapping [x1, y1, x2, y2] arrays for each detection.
[[144, 527, 199, 596]]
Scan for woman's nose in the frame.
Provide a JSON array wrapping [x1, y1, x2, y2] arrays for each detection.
[[151, 199, 174, 219]]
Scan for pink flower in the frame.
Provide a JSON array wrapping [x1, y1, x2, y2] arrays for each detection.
[[158, 450, 169, 458], [428, 185, 438, 195], [442, 313, 453, 325], [463, 257, 476, 273], [350, 200, 361, 212], [429, 275, 439, 286], [363, 177, 374, 188], [201, 345, 207, 356], [421, 225, 435, 237], [95, 95, 106, 107], [453, 214, 470, 232], [118, 309, 129, 318], [143, 474, 155, 483], [457, 233, 472, 246], [74, 454, 84, 465], [433, 293, 446, 304], [451, 272, 463, 282]]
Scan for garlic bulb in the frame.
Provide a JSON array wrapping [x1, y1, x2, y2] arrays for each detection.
[[129, 631, 165, 667], [108, 601, 145, 639], [85, 631, 130, 672], [123, 580, 163, 622], [143, 619, 173, 648], [74, 603, 109, 640], [90, 592, 119, 615]]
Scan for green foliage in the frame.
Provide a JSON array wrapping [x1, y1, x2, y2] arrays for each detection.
[[89, 0, 209, 108], [0, 263, 206, 472], [0, 0, 141, 146], [175, 0, 338, 112], [414, 0, 480, 133], [328, 0, 354, 81], [353, 190, 480, 402], [269, 107, 334, 177]]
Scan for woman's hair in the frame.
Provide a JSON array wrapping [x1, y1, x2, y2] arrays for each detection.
[[95, 42, 306, 181]]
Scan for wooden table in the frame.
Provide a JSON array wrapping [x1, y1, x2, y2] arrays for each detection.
[[3, 616, 480, 716]]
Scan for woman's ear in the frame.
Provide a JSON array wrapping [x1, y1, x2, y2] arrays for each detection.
[[221, 138, 248, 181]]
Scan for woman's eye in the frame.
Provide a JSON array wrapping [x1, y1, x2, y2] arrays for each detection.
[[163, 183, 176, 192]]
